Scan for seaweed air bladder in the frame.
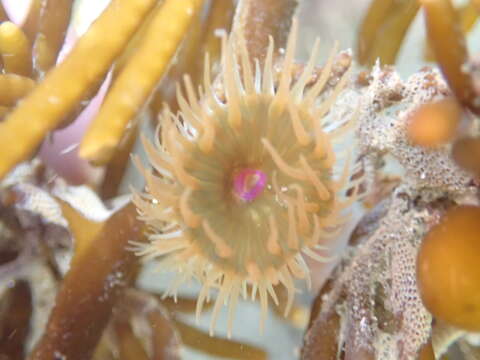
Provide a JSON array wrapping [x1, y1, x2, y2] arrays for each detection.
[[131, 20, 357, 337]]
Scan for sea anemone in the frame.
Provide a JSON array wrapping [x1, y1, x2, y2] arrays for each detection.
[[131, 21, 356, 337]]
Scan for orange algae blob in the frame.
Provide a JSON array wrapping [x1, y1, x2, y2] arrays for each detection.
[[407, 98, 461, 148], [131, 23, 355, 336], [417, 205, 480, 332]]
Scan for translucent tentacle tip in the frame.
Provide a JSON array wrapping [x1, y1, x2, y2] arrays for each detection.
[[233, 168, 267, 202]]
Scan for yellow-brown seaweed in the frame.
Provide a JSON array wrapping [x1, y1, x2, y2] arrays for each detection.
[[0, 281, 32, 359], [29, 203, 143, 360], [0, 21, 32, 76], [149, 0, 235, 116], [233, 0, 297, 65], [0, 74, 35, 107], [174, 319, 267, 360], [0, 3, 7, 23], [421, 0, 479, 113], [114, 319, 150, 360], [357, 0, 419, 66], [302, 302, 341, 359], [0, 0, 158, 180], [31, 0, 74, 75], [22, 0, 44, 44], [79, 0, 206, 165]]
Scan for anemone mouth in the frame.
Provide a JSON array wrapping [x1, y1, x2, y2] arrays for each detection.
[[131, 20, 357, 336], [232, 168, 267, 203]]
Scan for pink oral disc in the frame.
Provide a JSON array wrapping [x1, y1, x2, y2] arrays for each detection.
[[233, 169, 267, 202]]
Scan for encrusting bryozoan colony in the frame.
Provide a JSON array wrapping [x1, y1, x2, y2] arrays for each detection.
[[131, 21, 358, 337]]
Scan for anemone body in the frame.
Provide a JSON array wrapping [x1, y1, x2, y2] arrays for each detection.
[[132, 22, 354, 336]]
